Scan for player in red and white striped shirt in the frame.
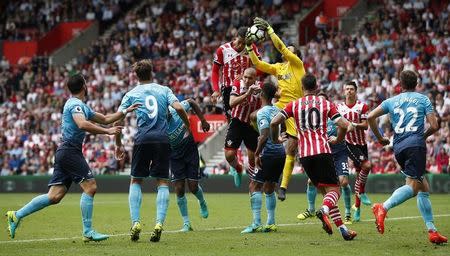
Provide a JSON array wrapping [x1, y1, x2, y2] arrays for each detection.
[[210, 27, 259, 119], [337, 81, 372, 222], [271, 74, 357, 240], [224, 68, 262, 188]]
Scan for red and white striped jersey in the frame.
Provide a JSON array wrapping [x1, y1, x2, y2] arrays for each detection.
[[282, 95, 341, 158], [213, 42, 259, 88], [230, 79, 262, 123], [337, 101, 369, 145]]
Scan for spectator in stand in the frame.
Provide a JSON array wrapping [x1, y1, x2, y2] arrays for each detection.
[[435, 148, 449, 174], [315, 11, 328, 31]]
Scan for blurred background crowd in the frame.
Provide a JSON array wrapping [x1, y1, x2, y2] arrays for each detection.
[[0, 0, 448, 176]]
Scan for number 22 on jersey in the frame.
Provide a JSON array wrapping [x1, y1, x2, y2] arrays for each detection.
[[393, 107, 418, 134]]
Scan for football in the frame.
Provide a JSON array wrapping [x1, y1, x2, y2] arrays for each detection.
[[248, 25, 266, 43]]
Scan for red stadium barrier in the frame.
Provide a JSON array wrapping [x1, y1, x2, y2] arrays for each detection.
[[38, 21, 92, 55], [3, 41, 38, 65], [189, 114, 227, 143], [3, 21, 93, 64]]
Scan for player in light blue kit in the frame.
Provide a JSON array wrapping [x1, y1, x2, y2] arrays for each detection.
[[114, 60, 191, 243], [5, 74, 139, 241], [368, 70, 447, 244], [167, 98, 210, 232], [167, 99, 210, 232], [241, 82, 286, 233], [297, 92, 353, 225]]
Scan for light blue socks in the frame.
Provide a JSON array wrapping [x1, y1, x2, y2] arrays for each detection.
[[129, 183, 142, 224], [156, 185, 169, 225], [250, 192, 262, 226], [265, 192, 276, 225], [193, 185, 206, 203], [417, 192, 437, 231], [342, 184, 352, 216], [383, 184, 414, 211], [307, 184, 317, 212], [16, 194, 52, 219], [80, 193, 94, 235], [177, 195, 189, 224]]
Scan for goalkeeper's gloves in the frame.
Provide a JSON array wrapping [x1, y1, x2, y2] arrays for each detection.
[[254, 17, 274, 35], [244, 31, 254, 52]]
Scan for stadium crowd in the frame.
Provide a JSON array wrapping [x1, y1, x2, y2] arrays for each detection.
[[0, 0, 137, 41], [0, 0, 449, 176]]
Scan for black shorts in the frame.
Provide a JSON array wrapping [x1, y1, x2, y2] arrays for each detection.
[[253, 155, 286, 183], [170, 139, 201, 181], [221, 86, 232, 120], [346, 143, 368, 168], [299, 153, 339, 188], [49, 148, 94, 189], [131, 143, 170, 179], [332, 149, 349, 176], [224, 118, 259, 151], [395, 147, 427, 181]]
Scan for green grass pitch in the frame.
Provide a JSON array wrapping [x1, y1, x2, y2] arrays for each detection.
[[1, 193, 449, 255]]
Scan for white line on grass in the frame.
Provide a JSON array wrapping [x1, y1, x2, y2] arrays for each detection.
[[1, 214, 449, 244]]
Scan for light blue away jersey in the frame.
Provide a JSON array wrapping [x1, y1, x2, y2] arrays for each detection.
[[61, 97, 95, 148], [381, 92, 433, 154], [118, 83, 178, 145], [327, 119, 346, 152], [257, 105, 285, 157], [167, 100, 192, 149]]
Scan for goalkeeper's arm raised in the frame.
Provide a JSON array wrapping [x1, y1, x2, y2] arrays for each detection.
[[254, 17, 303, 68], [246, 44, 277, 76], [269, 32, 303, 68]]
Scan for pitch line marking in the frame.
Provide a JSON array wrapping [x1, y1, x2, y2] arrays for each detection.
[[1, 214, 449, 244]]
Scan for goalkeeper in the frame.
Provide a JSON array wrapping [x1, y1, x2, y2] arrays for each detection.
[[246, 17, 305, 201]]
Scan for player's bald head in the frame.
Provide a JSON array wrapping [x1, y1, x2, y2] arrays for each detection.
[[244, 67, 257, 77], [242, 67, 257, 86]]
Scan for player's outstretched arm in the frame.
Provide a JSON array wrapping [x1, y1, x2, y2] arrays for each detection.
[[73, 114, 123, 135], [187, 98, 210, 132], [254, 17, 303, 67], [91, 103, 140, 125], [245, 43, 277, 75], [172, 101, 191, 133], [424, 112, 439, 139], [367, 105, 390, 146]]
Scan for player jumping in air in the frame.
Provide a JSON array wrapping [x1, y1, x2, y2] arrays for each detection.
[[6, 74, 139, 241], [210, 26, 259, 120], [225, 67, 262, 188], [115, 60, 191, 243], [167, 99, 210, 232], [241, 82, 286, 233], [368, 70, 447, 245], [271, 74, 357, 240], [247, 17, 305, 201]]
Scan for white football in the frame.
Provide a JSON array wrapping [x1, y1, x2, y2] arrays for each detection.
[[248, 25, 266, 43]]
